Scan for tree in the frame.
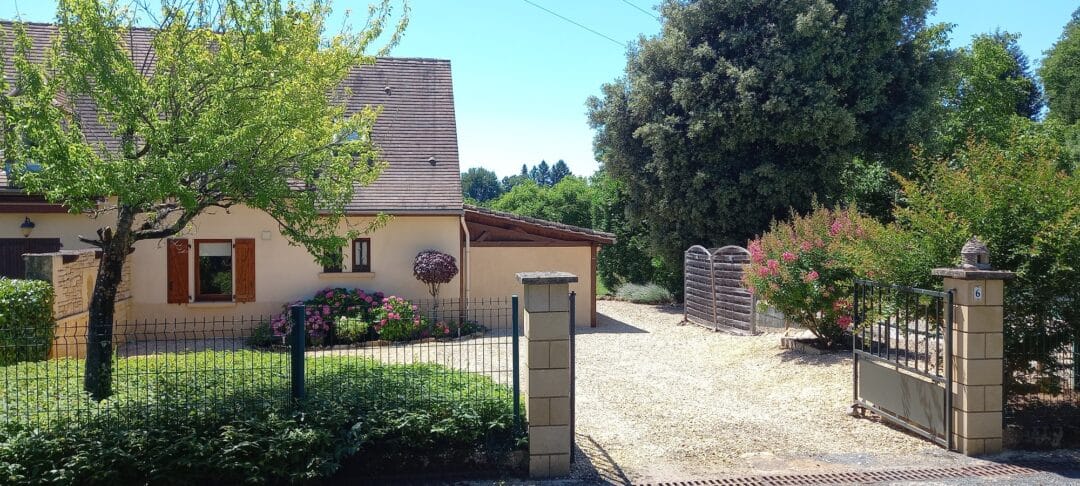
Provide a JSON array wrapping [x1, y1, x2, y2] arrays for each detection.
[[490, 176, 594, 228], [550, 159, 571, 185], [587, 0, 952, 291], [1041, 8, 1080, 124], [0, 0, 406, 399], [935, 32, 1044, 154], [590, 171, 655, 288], [412, 250, 459, 303], [460, 167, 502, 202], [529, 159, 552, 186]]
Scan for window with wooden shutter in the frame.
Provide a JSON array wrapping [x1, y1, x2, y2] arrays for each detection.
[[166, 239, 189, 304], [234, 238, 256, 302]]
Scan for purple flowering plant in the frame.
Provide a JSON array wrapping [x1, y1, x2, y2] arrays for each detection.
[[412, 250, 458, 301], [373, 296, 425, 341]]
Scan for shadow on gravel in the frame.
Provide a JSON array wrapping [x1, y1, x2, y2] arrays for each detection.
[[982, 449, 1080, 480], [578, 314, 649, 334], [775, 348, 848, 366], [573, 434, 632, 485]]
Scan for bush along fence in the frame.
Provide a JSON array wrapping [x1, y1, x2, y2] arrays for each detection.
[[0, 290, 526, 482], [1004, 320, 1080, 449]]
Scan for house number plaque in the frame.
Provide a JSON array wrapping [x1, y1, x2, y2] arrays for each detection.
[[973, 285, 983, 302]]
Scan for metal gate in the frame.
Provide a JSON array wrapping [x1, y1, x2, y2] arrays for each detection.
[[683, 245, 755, 333], [852, 279, 954, 449]]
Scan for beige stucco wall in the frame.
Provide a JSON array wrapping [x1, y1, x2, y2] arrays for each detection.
[[0, 212, 114, 250], [469, 245, 592, 327], [128, 205, 462, 320]]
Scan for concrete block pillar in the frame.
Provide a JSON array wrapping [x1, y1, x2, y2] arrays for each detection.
[[932, 237, 1014, 456], [517, 271, 577, 478]]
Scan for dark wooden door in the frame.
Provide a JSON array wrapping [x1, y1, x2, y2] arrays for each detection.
[[0, 238, 62, 278]]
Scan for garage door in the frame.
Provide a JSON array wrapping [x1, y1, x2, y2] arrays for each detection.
[[0, 238, 62, 278]]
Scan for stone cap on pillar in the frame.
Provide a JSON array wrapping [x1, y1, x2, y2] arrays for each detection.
[[932, 236, 1014, 280], [516, 272, 579, 284]]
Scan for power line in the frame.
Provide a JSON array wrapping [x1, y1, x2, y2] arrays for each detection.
[[619, 0, 659, 21], [520, 0, 625, 48]]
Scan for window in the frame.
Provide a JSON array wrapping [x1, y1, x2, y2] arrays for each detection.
[[352, 238, 371, 273], [195, 239, 233, 301], [323, 248, 343, 273]]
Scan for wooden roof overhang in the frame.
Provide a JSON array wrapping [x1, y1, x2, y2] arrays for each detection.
[[463, 205, 615, 247]]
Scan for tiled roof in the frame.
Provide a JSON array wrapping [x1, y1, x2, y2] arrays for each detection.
[[464, 204, 616, 244], [0, 22, 462, 214]]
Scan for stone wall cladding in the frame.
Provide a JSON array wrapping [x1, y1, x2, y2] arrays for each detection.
[[24, 249, 132, 358]]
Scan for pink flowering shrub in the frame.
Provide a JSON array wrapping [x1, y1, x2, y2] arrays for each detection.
[[373, 296, 425, 341], [269, 287, 385, 345], [744, 205, 868, 347]]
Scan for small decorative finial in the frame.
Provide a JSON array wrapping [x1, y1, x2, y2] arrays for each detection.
[[960, 237, 991, 270]]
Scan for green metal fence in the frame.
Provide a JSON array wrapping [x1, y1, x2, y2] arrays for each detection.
[[0, 296, 521, 431]]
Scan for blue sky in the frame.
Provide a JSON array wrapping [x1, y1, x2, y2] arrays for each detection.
[[1, 1, 1077, 178]]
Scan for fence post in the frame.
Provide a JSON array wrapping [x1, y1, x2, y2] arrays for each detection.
[[290, 304, 306, 400], [932, 238, 1013, 455], [518, 271, 577, 478], [569, 291, 576, 463], [512, 295, 521, 433]]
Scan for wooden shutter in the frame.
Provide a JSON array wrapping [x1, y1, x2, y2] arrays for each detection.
[[166, 239, 189, 304], [233, 238, 256, 303]]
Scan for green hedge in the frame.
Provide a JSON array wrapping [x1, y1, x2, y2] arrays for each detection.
[[0, 351, 522, 484], [0, 279, 55, 366]]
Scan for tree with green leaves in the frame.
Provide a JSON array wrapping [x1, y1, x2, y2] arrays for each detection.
[[460, 167, 502, 202], [550, 159, 571, 185], [1041, 8, 1080, 125], [935, 32, 1044, 154], [0, 0, 406, 399], [587, 0, 952, 290], [529, 160, 552, 187]]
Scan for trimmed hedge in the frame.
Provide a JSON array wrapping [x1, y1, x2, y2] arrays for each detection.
[[0, 279, 55, 366]]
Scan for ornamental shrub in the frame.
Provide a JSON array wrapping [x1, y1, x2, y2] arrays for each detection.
[[0, 279, 56, 366], [614, 282, 674, 304], [335, 316, 370, 343], [373, 296, 425, 341], [744, 205, 871, 347], [269, 288, 384, 345], [412, 250, 458, 301]]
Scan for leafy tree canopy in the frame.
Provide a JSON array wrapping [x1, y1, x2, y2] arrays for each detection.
[[460, 167, 502, 202], [934, 32, 1044, 154], [0, 0, 406, 398], [587, 0, 953, 277], [1041, 8, 1080, 124]]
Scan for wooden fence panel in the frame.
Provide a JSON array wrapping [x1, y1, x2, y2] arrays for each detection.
[[683, 245, 755, 333]]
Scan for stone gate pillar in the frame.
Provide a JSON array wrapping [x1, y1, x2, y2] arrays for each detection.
[[932, 238, 1014, 455], [517, 271, 576, 478]]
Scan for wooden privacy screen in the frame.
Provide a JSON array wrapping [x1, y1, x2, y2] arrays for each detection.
[[683, 245, 755, 334]]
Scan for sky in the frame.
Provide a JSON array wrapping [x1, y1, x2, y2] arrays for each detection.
[[1, 1, 1078, 178]]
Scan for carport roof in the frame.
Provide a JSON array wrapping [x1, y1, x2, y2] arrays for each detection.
[[463, 205, 616, 245]]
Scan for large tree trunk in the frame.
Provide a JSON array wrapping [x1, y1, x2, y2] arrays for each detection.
[[84, 206, 136, 401]]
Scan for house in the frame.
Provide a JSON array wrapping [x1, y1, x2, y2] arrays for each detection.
[[0, 22, 612, 327]]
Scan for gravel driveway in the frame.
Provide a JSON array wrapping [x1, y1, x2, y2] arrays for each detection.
[[572, 301, 975, 483]]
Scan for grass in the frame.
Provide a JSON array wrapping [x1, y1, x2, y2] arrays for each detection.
[[596, 276, 612, 297], [0, 351, 523, 483], [0, 350, 514, 428]]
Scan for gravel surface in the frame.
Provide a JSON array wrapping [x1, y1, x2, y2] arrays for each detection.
[[571, 301, 965, 483]]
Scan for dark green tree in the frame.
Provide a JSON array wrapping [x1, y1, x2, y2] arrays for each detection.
[[460, 167, 502, 202], [1041, 8, 1080, 124], [587, 0, 952, 291], [550, 159, 571, 185], [529, 160, 552, 186]]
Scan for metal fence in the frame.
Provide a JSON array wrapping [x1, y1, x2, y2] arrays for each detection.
[[1004, 320, 1080, 448], [0, 297, 521, 430], [852, 279, 953, 449]]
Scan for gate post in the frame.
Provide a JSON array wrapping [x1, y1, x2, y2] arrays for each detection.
[[932, 238, 1013, 455], [517, 271, 577, 478]]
